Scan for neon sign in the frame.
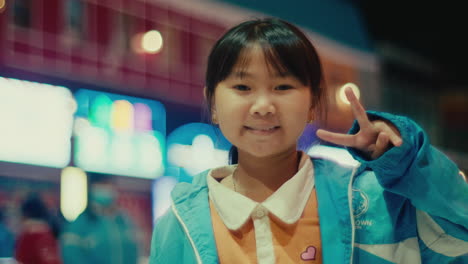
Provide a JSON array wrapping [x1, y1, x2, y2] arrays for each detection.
[[73, 89, 166, 179], [0, 76, 75, 168]]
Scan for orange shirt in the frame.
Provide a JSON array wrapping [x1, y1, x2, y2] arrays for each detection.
[[210, 189, 322, 263]]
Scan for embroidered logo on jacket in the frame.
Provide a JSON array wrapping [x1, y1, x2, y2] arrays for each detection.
[[352, 188, 369, 218], [352, 188, 375, 229]]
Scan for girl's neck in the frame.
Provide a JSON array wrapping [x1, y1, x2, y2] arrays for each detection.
[[234, 148, 301, 202]]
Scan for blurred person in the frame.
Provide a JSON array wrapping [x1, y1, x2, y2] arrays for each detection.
[[15, 193, 62, 264], [149, 17, 468, 264], [0, 206, 15, 259], [60, 172, 139, 264]]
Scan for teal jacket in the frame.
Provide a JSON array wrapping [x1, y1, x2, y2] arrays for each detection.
[[149, 112, 468, 264], [61, 210, 139, 264]]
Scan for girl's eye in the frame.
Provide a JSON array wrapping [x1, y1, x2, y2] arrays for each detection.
[[233, 85, 250, 91], [275, 85, 294, 91]]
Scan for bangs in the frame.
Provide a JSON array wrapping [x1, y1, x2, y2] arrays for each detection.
[[230, 27, 320, 87], [257, 39, 319, 87], [231, 43, 291, 78], [230, 41, 313, 84]]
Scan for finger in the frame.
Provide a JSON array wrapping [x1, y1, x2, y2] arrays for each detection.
[[371, 132, 389, 159], [316, 129, 356, 147], [344, 86, 372, 130], [383, 125, 403, 147], [387, 130, 403, 147], [374, 120, 403, 147]]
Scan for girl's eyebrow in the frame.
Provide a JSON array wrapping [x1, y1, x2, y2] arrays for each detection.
[[229, 71, 292, 79], [275, 71, 292, 78]]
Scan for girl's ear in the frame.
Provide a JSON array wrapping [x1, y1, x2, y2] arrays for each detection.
[[211, 112, 218, 124], [204, 86, 215, 110], [308, 107, 315, 123], [204, 86, 217, 123], [211, 104, 217, 124]]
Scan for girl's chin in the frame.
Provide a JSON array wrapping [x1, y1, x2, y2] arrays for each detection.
[[238, 145, 297, 160]]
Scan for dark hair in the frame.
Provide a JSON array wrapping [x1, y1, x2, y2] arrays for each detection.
[[205, 17, 328, 163], [21, 193, 50, 220], [21, 193, 61, 238]]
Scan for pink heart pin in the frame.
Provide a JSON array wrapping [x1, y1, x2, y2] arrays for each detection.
[[301, 246, 317, 261]]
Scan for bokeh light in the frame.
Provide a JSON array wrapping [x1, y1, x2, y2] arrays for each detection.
[[60, 167, 88, 222], [166, 123, 231, 182], [141, 30, 163, 54], [0, 76, 75, 168], [73, 89, 166, 179], [338, 82, 360, 105]]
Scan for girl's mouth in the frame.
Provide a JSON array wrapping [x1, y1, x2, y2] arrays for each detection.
[[244, 126, 280, 135]]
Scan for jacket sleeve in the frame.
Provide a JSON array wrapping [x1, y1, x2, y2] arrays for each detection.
[[347, 111, 468, 257], [149, 207, 198, 264]]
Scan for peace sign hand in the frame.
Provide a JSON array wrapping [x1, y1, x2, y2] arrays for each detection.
[[316, 86, 403, 160]]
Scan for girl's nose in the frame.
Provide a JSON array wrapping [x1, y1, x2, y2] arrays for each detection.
[[249, 94, 276, 117]]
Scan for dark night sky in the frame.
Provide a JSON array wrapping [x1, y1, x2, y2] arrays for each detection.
[[350, 1, 467, 87]]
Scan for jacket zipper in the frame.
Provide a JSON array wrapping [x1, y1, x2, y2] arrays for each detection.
[[348, 166, 359, 264], [171, 201, 203, 264]]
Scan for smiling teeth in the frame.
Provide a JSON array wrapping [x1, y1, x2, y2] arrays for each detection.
[[252, 127, 277, 131]]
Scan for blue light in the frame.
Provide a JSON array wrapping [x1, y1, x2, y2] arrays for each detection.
[[73, 89, 166, 179], [166, 123, 232, 183]]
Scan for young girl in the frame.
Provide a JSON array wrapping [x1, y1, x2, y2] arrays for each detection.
[[149, 18, 468, 264]]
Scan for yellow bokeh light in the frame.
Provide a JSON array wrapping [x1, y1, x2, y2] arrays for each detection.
[[60, 167, 88, 222], [141, 30, 163, 54], [0, 0, 5, 11], [338, 82, 360, 105], [111, 100, 134, 132]]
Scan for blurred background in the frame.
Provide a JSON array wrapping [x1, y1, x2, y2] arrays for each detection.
[[0, 0, 466, 263]]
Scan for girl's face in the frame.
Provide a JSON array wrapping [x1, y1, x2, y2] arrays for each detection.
[[212, 45, 314, 159]]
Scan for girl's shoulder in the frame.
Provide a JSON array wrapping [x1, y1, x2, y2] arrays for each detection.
[[172, 164, 237, 198], [169, 169, 216, 206]]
